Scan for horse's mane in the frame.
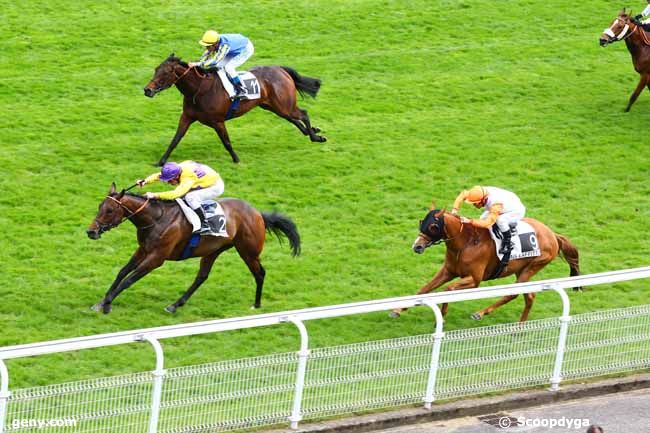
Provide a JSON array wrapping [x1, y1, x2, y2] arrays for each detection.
[[112, 191, 177, 207], [165, 54, 189, 68]]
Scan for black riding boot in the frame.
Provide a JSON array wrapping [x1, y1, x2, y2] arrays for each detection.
[[194, 207, 207, 233], [498, 230, 513, 255]]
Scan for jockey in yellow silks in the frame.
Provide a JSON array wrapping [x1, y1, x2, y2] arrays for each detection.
[[137, 161, 224, 232], [451, 186, 526, 254]]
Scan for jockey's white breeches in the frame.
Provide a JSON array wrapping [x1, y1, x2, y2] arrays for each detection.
[[481, 204, 526, 232], [219, 41, 254, 77], [184, 178, 225, 209]]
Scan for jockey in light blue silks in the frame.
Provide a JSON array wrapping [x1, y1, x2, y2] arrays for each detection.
[[189, 30, 254, 100]]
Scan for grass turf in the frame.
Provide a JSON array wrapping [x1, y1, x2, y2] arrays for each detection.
[[0, 0, 648, 388]]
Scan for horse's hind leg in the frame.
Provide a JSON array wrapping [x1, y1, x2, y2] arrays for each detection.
[[213, 122, 240, 163], [166, 251, 223, 313], [245, 257, 266, 309], [294, 107, 326, 142]]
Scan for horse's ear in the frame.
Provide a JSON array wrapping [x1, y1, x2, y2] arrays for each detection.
[[117, 189, 126, 199], [109, 182, 116, 194], [430, 199, 437, 210], [434, 209, 444, 218]]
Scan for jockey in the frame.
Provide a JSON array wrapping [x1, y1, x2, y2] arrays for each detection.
[[188, 30, 254, 100], [451, 186, 526, 255], [635, 1, 650, 30], [136, 161, 224, 232]]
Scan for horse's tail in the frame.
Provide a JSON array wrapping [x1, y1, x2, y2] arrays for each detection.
[[281, 66, 321, 98], [262, 211, 301, 256], [556, 234, 583, 291]]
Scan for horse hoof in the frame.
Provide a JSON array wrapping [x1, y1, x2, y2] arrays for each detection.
[[389, 311, 401, 318], [319, 136, 327, 143], [312, 127, 321, 133], [470, 312, 482, 321], [91, 303, 103, 312], [102, 304, 113, 314], [165, 305, 177, 314]]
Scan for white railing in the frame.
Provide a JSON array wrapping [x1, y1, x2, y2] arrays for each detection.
[[0, 267, 649, 432]]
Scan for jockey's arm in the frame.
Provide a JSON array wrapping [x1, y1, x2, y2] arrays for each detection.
[[143, 173, 161, 184], [469, 203, 503, 228], [199, 43, 231, 69], [643, 4, 650, 17], [451, 190, 469, 214], [156, 178, 196, 201]]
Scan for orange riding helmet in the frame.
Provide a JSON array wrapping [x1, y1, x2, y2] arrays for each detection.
[[464, 185, 487, 206]]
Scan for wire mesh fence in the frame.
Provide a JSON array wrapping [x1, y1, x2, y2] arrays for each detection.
[[3, 304, 650, 432]]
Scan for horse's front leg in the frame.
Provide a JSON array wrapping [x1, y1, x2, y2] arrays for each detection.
[[213, 122, 240, 163], [92, 249, 145, 312], [165, 252, 220, 313], [98, 255, 165, 314], [157, 113, 195, 166], [625, 74, 649, 112], [441, 276, 478, 316], [390, 266, 455, 318]]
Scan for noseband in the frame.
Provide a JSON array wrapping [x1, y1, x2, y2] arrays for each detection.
[[603, 17, 637, 42]]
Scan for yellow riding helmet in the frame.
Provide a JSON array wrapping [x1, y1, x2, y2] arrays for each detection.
[[465, 185, 487, 204], [199, 30, 220, 47]]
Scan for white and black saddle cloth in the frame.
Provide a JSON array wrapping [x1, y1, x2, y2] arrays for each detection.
[[175, 199, 228, 237], [489, 220, 541, 260], [216, 69, 261, 100]]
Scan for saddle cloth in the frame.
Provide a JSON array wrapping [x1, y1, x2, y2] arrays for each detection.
[[217, 69, 261, 100], [175, 199, 228, 237], [489, 220, 541, 261]]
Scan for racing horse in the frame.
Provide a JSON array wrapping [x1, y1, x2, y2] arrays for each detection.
[[392, 202, 581, 322], [144, 55, 326, 165], [600, 10, 650, 111], [86, 183, 301, 314]]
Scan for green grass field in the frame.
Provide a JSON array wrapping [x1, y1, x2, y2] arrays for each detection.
[[1, 0, 649, 389]]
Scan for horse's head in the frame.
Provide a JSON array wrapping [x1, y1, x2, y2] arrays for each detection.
[[86, 183, 127, 239], [143, 54, 188, 97], [412, 201, 447, 254], [600, 10, 635, 46]]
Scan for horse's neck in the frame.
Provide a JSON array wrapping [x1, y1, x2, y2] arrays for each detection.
[[626, 27, 650, 54], [121, 195, 163, 228], [176, 68, 223, 99]]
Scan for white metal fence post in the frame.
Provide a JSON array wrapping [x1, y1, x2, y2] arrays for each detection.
[[139, 335, 165, 433], [286, 316, 310, 430], [0, 359, 10, 433], [549, 286, 572, 391], [422, 300, 445, 409]]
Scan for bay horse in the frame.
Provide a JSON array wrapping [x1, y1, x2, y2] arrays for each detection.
[[86, 183, 301, 314], [392, 202, 581, 322], [143, 55, 326, 165], [600, 10, 650, 111]]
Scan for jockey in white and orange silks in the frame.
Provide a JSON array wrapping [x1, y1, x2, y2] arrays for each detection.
[[451, 186, 526, 254]]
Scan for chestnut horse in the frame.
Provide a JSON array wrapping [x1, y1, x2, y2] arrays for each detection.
[[86, 183, 300, 314], [392, 204, 581, 322], [600, 10, 650, 111], [144, 55, 326, 165]]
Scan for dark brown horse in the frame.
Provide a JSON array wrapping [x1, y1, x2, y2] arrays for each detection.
[[86, 183, 300, 314], [392, 202, 581, 322], [600, 10, 650, 111], [144, 55, 326, 165]]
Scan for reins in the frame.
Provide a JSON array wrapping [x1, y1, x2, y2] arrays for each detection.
[[105, 195, 151, 225]]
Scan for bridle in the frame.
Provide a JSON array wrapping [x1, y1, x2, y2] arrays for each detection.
[[603, 17, 637, 42], [93, 196, 151, 234], [418, 212, 466, 247]]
